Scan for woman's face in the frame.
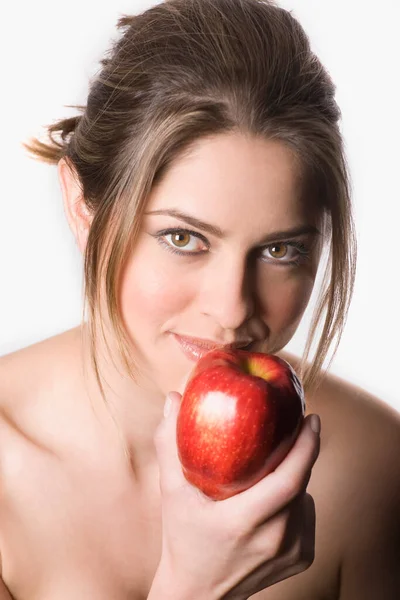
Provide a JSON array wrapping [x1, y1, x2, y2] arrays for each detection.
[[119, 133, 323, 396]]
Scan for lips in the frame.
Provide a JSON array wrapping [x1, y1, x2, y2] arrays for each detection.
[[173, 333, 252, 362]]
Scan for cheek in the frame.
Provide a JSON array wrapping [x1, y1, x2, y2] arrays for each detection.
[[119, 247, 192, 334], [263, 272, 315, 332]]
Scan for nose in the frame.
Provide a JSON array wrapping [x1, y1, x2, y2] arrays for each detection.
[[199, 253, 256, 331]]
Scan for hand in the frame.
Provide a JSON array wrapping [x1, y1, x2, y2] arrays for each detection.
[[151, 391, 320, 600]]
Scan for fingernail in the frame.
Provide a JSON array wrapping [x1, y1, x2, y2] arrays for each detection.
[[164, 394, 172, 418], [309, 414, 321, 435]]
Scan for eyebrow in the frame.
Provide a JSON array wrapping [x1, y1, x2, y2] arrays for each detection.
[[144, 208, 321, 244]]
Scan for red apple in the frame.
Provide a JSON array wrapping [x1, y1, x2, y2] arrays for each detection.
[[176, 349, 305, 500]]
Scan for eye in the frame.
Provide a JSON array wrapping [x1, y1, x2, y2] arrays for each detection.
[[152, 228, 209, 255], [268, 243, 289, 259], [168, 231, 201, 251], [260, 241, 311, 266]]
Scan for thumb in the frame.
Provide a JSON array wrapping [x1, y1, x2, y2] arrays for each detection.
[[154, 391, 187, 495], [163, 390, 181, 420]]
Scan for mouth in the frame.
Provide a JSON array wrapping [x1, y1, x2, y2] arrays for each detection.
[[172, 333, 253, 362]]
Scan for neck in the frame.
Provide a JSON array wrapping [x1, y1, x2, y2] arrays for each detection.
[[78, 321, 166, 478]]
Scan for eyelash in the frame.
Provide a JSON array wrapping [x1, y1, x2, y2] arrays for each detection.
[[151, 227, 311, 267]]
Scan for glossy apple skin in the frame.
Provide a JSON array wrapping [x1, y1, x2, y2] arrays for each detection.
[[176, 349, 305, 500]]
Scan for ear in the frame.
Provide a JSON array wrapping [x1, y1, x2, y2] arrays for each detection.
[[58, 158, 93, 254]]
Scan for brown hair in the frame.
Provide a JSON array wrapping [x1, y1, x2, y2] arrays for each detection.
[[25, 0, 356, 409]]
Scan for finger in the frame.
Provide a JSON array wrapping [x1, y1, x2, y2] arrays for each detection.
[[243, 493, 317, 597], [274, 492, 316, 578], [298, 492, 316, 568], [277, 492, 316, 556], [154, 392, 188, 495], [225, 414, 321, 521]]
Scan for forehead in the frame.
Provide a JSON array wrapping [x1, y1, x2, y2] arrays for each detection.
[[145, 132, 315, 234]]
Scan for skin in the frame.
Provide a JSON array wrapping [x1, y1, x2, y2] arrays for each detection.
[[0, 133, 399, 599]]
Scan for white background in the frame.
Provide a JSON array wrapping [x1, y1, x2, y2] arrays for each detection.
[[1, 0, 399, 411]]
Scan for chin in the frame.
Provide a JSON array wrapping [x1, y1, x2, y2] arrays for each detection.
[[152, 362, 193, 398]]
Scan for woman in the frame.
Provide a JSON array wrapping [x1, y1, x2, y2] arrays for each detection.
[[0, 0, 399, 598]]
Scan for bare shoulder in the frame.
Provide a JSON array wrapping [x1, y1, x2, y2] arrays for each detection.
[[281, 350, 400, 458], [0, 326, 89, 479], [0, 335, 69, 587], [0, 326, 82, 386], [283, 352, 400, 599], [310, 364, 400, 480], [0, 327, 83, 415], [285, 351, 400, 519], [316, 371, 400, 598], [0, 328, 90, 587], [0, 328, 79, 474]]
